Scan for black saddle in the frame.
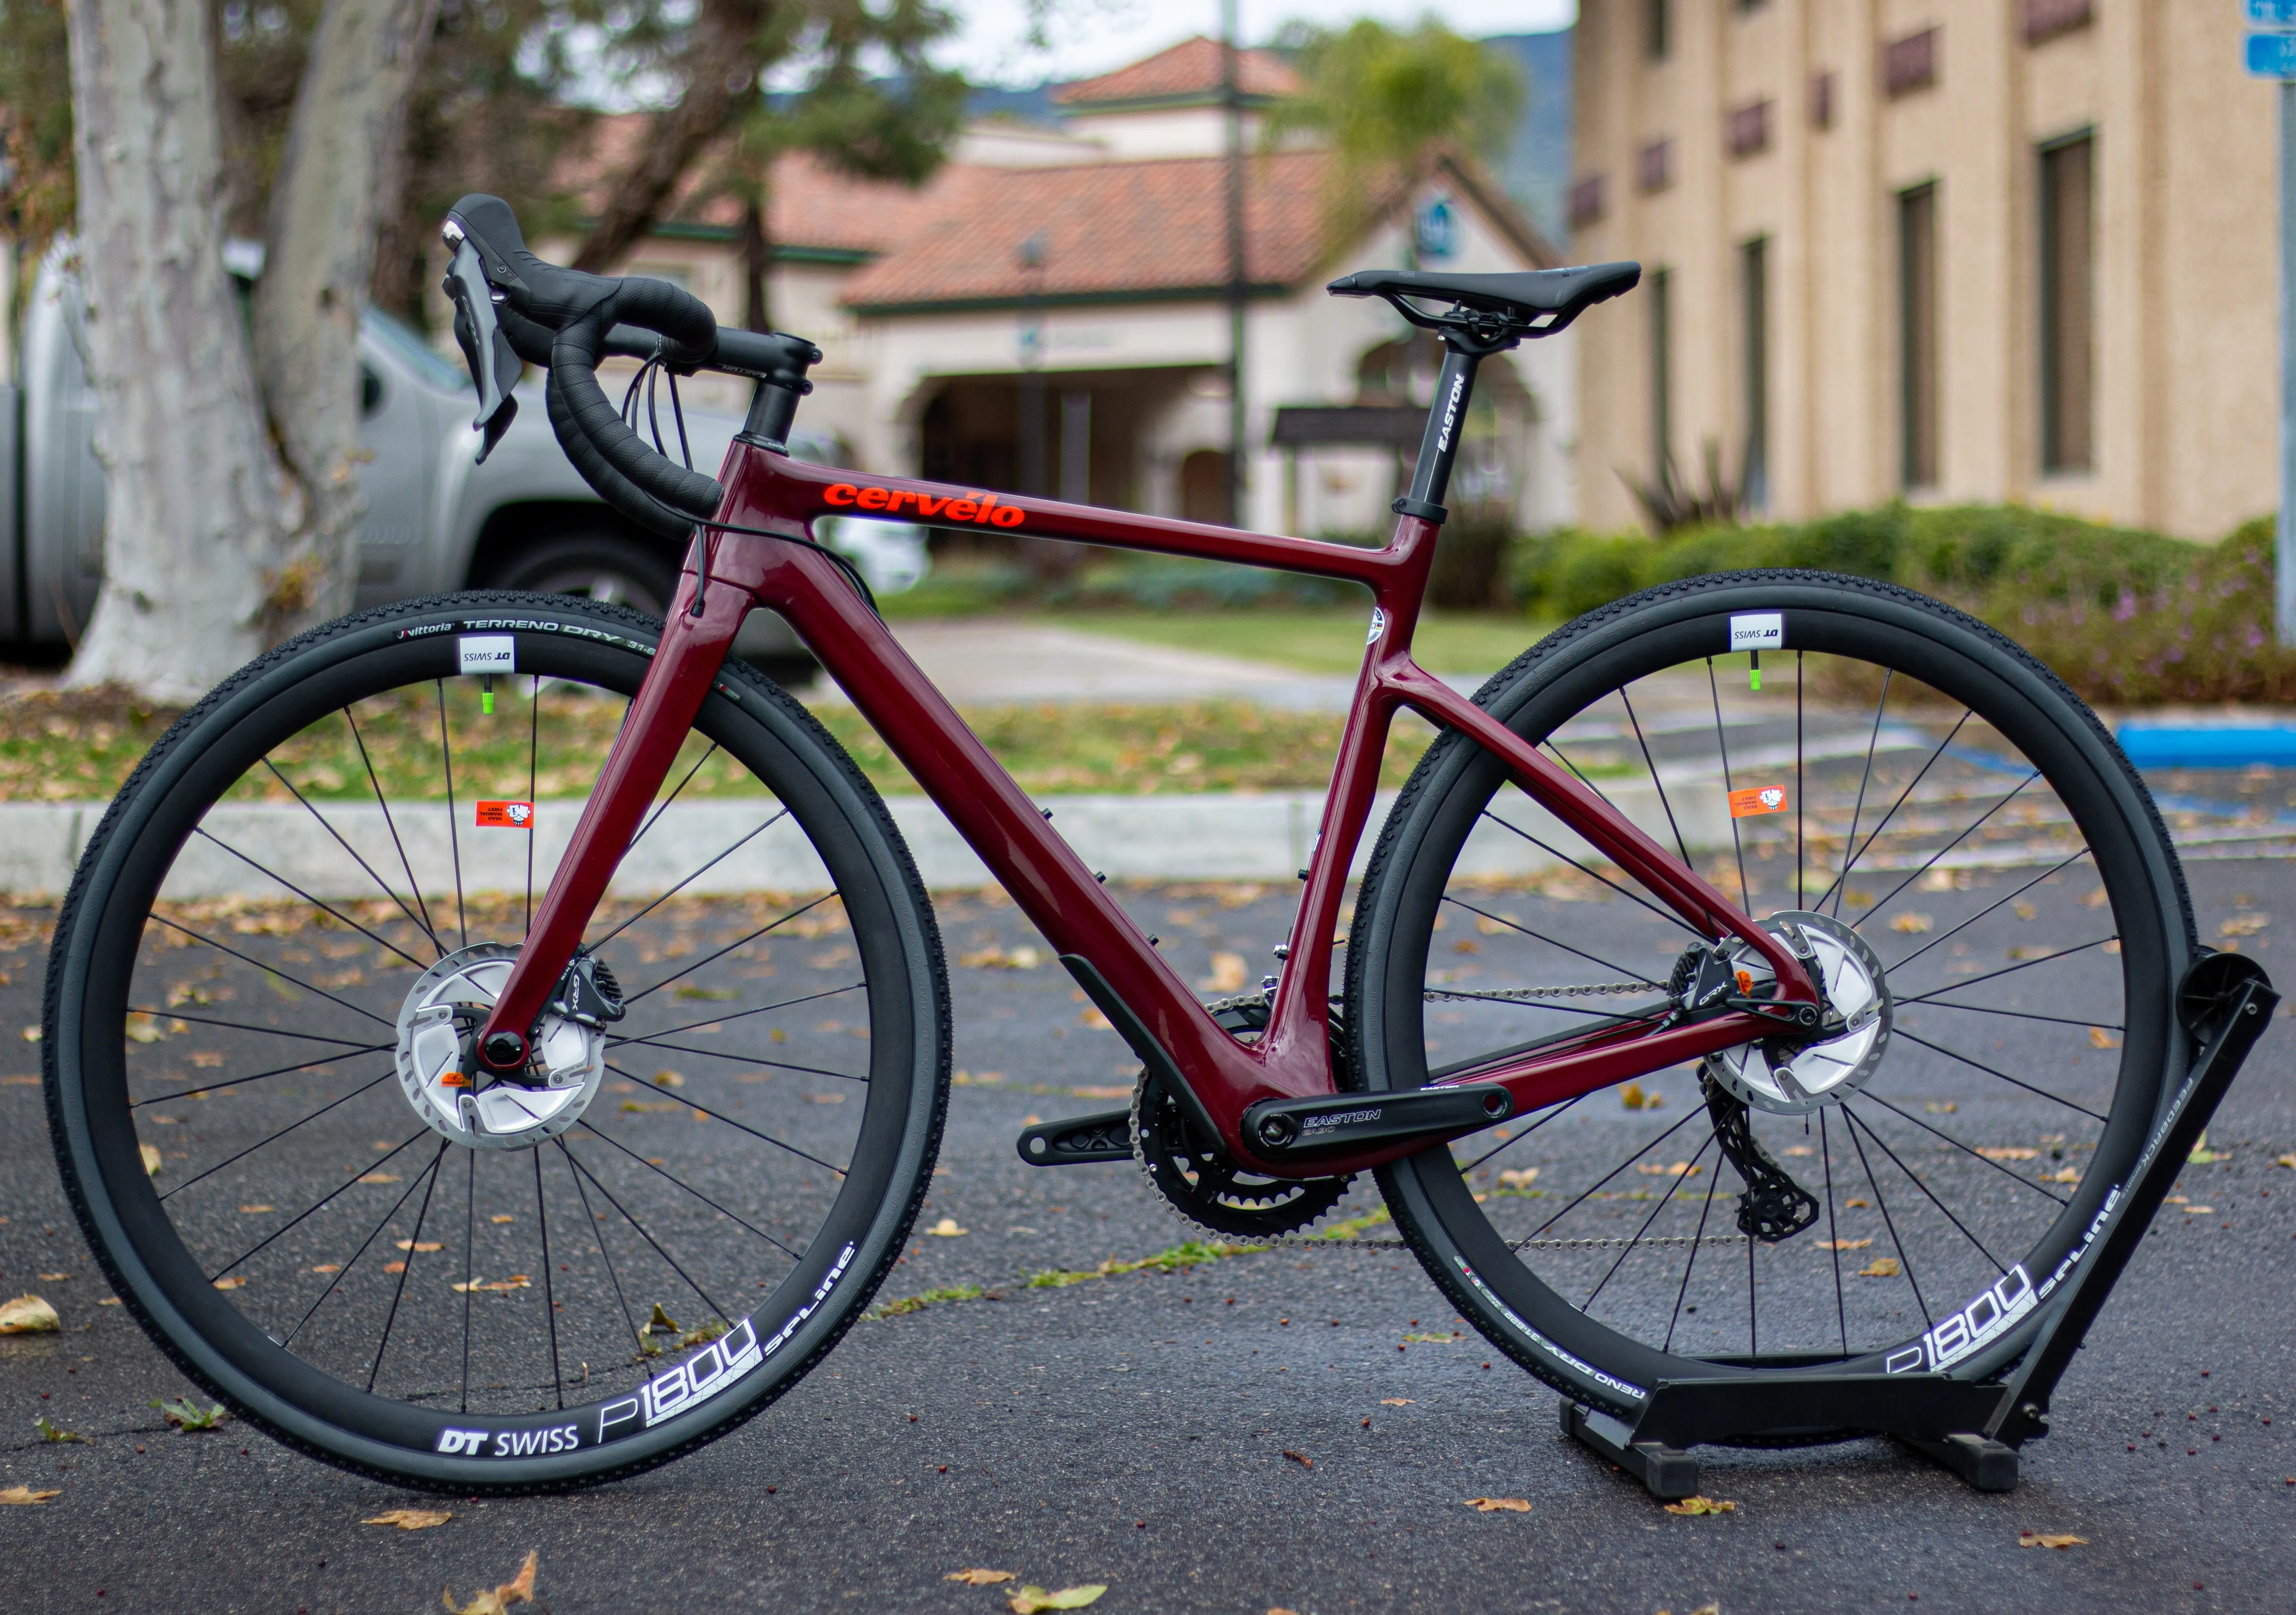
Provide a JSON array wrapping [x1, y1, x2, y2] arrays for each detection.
[[1329, 262, 1641, 338]]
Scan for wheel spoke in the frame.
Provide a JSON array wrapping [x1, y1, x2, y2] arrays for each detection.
[[606, 1037, 869, 1081], [576, 1123, 806, 1261], [560, 1143, 733, 1324], [622, 981, 865, 1046], [1890, 1028, 2111, 1122], [619, 892, 838, 1004], [191, 830, 430, 971], [1661, 1150, 1726, 1353], [587, 808, 794, 950], [259, 758, 442, 957], [1854, 1090, 2072, 1206], [1814, 710, 1972, 916], [1529, 1106, 1703, 1241], [1887, 849, 2096, 972], [1819, 1109, 1845, 1358], [207, 1126, 432, 1277], [1844, 1104, 2010, 1272], [129, 1008, 379, 1049], [345, 706, 442, 953], [1842, 1110, 1931, 1328], [283, 1146, 444, 1349], [1476, 808, 1701, 936], [133, 1043, 395, 1109], [1856, 770, 2043, 922], [1440, 893, 1661, 987], [1617, 687, 1691, 867], [159, 1068, 398, 1201], [149, 917, 396, 1028], [367, 1140, 452, 1393], [558, 1137, 646, 1357], [436, 680, 468, 951], [1706, 658, 1750, 907], [535, 1148, 564, 1412], [602, 1062, 847, 1177], [1584, 1132, 1716, 1311], [1827, 671, 1894, 917], [1892, 936, 2119, 1005]]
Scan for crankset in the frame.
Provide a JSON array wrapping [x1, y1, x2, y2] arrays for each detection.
[[1133, 1071, 1354, 1238], [1701, 1075, 1820, 1243]]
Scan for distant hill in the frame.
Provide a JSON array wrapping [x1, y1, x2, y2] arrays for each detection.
[[964, 28, 1575, 248]]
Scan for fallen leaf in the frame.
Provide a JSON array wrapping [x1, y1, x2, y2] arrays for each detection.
[[310, 1264, 342, 1274], [1925, 1101, 1958, 1114], [1401, 1332, 1461, 1343], [490, 1214, 515, 1224], [359, 1173, 402, 1184], [2019, 1531, 2088, 1550], [1069, 1084, 1132, 1099], [1077, 1007, 1113, 1030], [1496, 1167, 1539, 1188], [19, 1026, 38, 1042], [365, 1508, 452, 1530], [452, 1275, 531, 1293], [1008, 1588, 1105, 1615], [927, 1217, 968, 1237], [2185, 1206, 2216, 1216], [140, 1143, 163, 1176], [1201, 952, 1248, 993], [0, 1294, 60, 1334], [383, 1261, 407, 1274], [2189, 1131, 2223, 1165], [1618, 1082, 1650, 1111], [2042, 1168, 2080, 1184], [212, 1276, 248, 1291], [34, 1415, 87, 1443], [1282, 1449, 1313, 1467], [1663, 1495, 1737, 1516], [237, 1204, 275, 1215], [1890, 913, 1933, 934], [395, 1240, 445, 1252], [945, 1569, 1016, 1586], [1783, 1145, 1814, 1156], [1636, 1161, 1700, 1177], [2219, 913, 2271, 938], [1845, 1197, 1870, 1208], [153, 1396, 227, 1430], [444, 1547, 539, 1615], [1379, 1398, 1414, 1406], [0, 1486, 60, 1504], [1858, 1257, 1902, 1278], [1007, 947, 1041, 970], [36, 1272, 72, 1281], [1464, 1496, 1531, 1512], [1976, 1146, 2039, 1162], [2277, 1154, 2296, 1170], [2088, 1027, 2121, 1050], [1817, 1239, 1872, 1251]]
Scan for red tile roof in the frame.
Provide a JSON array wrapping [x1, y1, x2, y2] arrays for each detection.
[[838, 150, 1342, 311], [561, 114, 959, 258], [1054, 36, 1299, 106]]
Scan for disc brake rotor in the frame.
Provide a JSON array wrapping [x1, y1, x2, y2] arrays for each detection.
[[394, 944, 606, 1149], [1705, 910, 1892, 1115]]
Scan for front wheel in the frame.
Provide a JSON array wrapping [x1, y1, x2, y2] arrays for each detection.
[[44, 591, 949, 1489], [1348, 571, 2192, 1417]]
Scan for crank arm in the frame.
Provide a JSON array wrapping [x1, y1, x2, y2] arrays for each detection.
[[1244, 1084, 1512, 1157], [1015, 1108, 1134, 1166]]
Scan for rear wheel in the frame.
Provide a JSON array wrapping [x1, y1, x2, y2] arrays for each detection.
[[1348, 571, 2192, 1414], [44, 591, 949, 1489]]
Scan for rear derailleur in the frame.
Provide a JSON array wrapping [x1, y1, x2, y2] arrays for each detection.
[[1702, 1074, 1820, 1243]]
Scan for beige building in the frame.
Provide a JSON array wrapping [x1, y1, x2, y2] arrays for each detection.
[[1569, 0, 2283, 540], [540, 38, 1575, 538]]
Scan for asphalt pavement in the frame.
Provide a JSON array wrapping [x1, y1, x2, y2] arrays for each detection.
[[3, 855, 2295, 1614]]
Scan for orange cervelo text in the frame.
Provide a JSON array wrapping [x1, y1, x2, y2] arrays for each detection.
[[823, 482, 1027, 528]]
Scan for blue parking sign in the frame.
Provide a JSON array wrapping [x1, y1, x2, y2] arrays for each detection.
[[2250, 31, 2296, 77], [2253, 0, 2296, 23]]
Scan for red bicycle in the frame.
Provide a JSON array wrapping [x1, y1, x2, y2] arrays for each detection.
[[44, 195, 2197, 1489]]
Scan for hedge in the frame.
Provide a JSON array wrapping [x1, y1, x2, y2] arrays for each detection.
[[1511, 504, 2296, 707]]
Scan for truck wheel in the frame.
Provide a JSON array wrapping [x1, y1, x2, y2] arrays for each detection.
[[489, 534, 679, 618], [489, 533, 820, 689]]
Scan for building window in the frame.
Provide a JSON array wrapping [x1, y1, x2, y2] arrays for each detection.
[[1883, 27, 1938, 98], [1647, 0, 1668, 61], [1637, 138, 1673, 194], [1569, 175, 1607, 230], [1899, 183, 1939, 489], [1809, 70, 1836, 130], [1650, 268, 1672, 474], [2024, 0, 2093, 46], [2040, 133, 2095, 474], [1727, 100, 1772, 160], [1743, 238, 1769, 510]]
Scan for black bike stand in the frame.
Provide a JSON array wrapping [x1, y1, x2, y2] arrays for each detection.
[[1564, 952, 2278, 1498]]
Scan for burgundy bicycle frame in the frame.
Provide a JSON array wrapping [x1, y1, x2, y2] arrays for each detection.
[[478, 446, 1818, 1178]]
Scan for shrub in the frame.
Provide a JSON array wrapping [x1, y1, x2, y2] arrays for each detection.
[[1512, 504, 2296, 706]]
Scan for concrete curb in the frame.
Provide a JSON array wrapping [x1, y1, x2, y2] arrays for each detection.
[[0, 782, 1718, 899]]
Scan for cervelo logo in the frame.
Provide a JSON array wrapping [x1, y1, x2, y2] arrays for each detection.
[[1434, 372, 1467, 454], [825, 483, 1026, 529]]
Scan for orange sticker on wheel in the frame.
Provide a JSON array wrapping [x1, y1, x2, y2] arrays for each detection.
[[1729, 786, 1789, 818], [475, 800, 535, 829]]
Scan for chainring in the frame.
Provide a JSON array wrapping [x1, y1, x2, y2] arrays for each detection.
[[1131, 1070, 1353, 1239]]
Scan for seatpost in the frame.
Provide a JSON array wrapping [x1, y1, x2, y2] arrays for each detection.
[[1391, 343, 1480, 525]]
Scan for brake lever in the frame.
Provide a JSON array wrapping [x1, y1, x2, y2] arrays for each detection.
[[441, 234, 521, 464]]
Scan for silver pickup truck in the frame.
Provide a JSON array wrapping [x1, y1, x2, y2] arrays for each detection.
[[0, 248, 922, 672]]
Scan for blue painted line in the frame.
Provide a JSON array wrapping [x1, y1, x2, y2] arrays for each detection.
[[2115, 726, 2296, 770]]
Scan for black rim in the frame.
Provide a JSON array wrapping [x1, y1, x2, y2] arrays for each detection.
[[1354, 576, 2185, 1408], [50, 597, 940, 1480]]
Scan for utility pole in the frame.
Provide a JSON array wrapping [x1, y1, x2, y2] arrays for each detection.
[[1222, 0, 1247, 527]]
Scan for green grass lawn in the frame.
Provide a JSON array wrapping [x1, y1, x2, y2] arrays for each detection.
[[1046, 609, 1553, 676]]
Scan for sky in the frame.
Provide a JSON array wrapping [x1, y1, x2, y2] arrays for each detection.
[[941, 0, 1576, 87]]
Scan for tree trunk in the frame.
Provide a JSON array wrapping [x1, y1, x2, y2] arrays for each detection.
[[572, 0, 770, 273], [252, 0, 440, 634], [740, 190, 770, 331], [63, 0, 286, 700]]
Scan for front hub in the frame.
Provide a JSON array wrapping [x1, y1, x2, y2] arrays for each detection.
[[1706, 910, 1892, 1115], [394, 944, 606, 1149]]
